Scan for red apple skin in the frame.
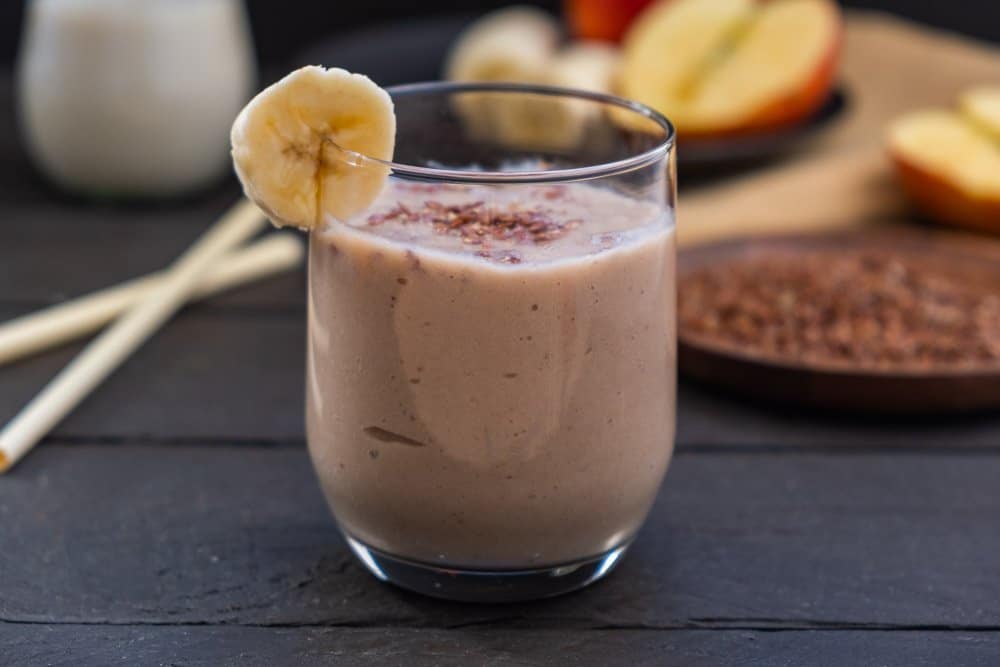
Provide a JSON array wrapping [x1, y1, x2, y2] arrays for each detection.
[[891, 149, 1000, 235], [565, 0, 655, 42], [890, 151, 1000, 234]]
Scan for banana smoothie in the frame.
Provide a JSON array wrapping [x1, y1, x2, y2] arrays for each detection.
[[306, 180, 676, 568], [229, 65, 676, 594]]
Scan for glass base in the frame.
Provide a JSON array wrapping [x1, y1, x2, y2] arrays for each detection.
[[345, 535, 631, 603]]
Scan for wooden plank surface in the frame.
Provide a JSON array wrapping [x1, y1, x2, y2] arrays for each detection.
[[677, 383, 1000, 450], [2, 69, 999, 450], [0, 189, 305, 310], [3, 28, 1000, 663], [4, 304, 998, 448], [3, 445, 999, 629], [0, 73, 301, 313], [0, 307, 306, 441], [3, 626, 1000, 667]]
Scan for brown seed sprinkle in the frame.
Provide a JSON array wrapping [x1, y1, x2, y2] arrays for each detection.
[[367, 200, 576, 248], [679, 251, 1000, 370], [475, 249, 523, 264]]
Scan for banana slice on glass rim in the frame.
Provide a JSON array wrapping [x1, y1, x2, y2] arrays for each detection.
[[231, 66, 396, 230]]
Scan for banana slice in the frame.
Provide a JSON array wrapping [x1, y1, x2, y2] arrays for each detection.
[[444, 6, 560, 83], [231, 66, 395, 230], [550, 42, 620, 93], [445, 7, 560, 150], [445, 7, 619, 154], [493, 43, 621, 151]]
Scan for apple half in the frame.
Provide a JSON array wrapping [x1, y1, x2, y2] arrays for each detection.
[[888, 96, 1000, 234], [620, 0, 842, 137]]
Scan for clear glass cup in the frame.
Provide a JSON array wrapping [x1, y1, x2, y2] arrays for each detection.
[[307, 82, 676, 602]]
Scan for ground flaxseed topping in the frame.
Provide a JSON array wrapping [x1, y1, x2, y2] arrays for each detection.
[[351, 181, 667, 265], [366, 199, 582, 248], [679, 251, 1000, 369]]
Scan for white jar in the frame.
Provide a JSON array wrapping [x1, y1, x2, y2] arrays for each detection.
[[16, 0, 256, 197]]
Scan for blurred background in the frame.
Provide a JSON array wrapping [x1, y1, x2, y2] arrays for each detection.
[[2, 0, 999, 69], [3, 0, 999, 416]]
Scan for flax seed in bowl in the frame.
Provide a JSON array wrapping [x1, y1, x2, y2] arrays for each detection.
[[677, 228, 1000, 413]]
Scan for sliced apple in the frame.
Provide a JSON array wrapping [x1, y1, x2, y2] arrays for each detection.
[[621, 0, 753, 133], [888, 109, 1000, 233], [620, 0, 842, 136], [960, 86, 1000, 140]]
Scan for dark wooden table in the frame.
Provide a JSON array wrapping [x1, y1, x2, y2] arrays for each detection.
[[3, 48, 1000, 665]]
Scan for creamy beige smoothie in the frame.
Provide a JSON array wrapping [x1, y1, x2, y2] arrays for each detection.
[[306, 180, 675, 569]]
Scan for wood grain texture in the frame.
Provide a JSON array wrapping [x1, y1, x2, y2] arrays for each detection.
[[678, 383, 1000, 450], [4, 305, 1000, 448], [0, 201, 305, 311], [0, 75, 301, 312], [3, 20, 1000, 664], [3, 626, 1000, 667], [0, 308, 305, 441], [3, 445, 999, 629]]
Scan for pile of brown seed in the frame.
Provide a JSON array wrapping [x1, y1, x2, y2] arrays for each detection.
[[679, 251, 1000, 368], [367, 200, 580, 246]]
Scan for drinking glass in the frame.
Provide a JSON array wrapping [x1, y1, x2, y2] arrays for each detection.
[[307, 82, 676, 602]]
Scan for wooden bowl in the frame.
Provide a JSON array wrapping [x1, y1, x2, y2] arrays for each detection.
[[678, 226, 1000, 414]]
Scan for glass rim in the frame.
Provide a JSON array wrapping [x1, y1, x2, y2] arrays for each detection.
[[332, 81, 675, 184]]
